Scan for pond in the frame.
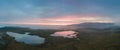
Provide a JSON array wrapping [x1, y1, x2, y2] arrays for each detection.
[[6, 32, 45, 45], [50, 31, 78, 38]]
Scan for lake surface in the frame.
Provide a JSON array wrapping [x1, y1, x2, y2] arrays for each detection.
[[6, 32, 45, 45], [50, 31, 78, 38]]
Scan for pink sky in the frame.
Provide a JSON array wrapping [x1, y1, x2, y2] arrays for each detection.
[[0, 15, 113, 25]]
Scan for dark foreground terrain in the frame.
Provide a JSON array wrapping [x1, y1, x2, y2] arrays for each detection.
[[0, 27, 120, 50]]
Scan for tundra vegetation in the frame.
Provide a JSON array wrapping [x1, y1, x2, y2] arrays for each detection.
[[0, 27, 120, 50]]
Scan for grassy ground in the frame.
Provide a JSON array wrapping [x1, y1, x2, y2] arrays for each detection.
[[0, 27, 120, 50]]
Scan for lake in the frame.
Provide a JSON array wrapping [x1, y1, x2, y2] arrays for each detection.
[[6, 32, 45, 45], [51, 31, 78, 38]]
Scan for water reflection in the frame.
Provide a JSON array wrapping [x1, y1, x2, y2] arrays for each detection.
[[50, 31, 78, 38], [6, 32, 45, 45]]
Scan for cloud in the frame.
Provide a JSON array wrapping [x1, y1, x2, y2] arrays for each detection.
[[0, 15, 113, 25], [0, 0, 119, 25]]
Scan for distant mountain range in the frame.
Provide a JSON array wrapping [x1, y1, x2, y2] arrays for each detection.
[[0, 22, 117, 30], [0, 24, 64, 29], [63, 22, 115, 29]]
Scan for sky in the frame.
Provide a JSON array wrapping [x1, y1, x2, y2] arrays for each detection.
[[0, 0, 120, 25]]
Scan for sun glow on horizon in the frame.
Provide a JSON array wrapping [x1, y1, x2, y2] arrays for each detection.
[[0, 15, 114, 25]]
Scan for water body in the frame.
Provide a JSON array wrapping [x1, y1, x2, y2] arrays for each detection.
[[50, 31, 78, 38], [6, 32, 45, 45]]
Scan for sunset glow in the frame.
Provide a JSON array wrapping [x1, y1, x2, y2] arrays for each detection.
[[0, 15, 113, 25], [0, 0, 119, 26]]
